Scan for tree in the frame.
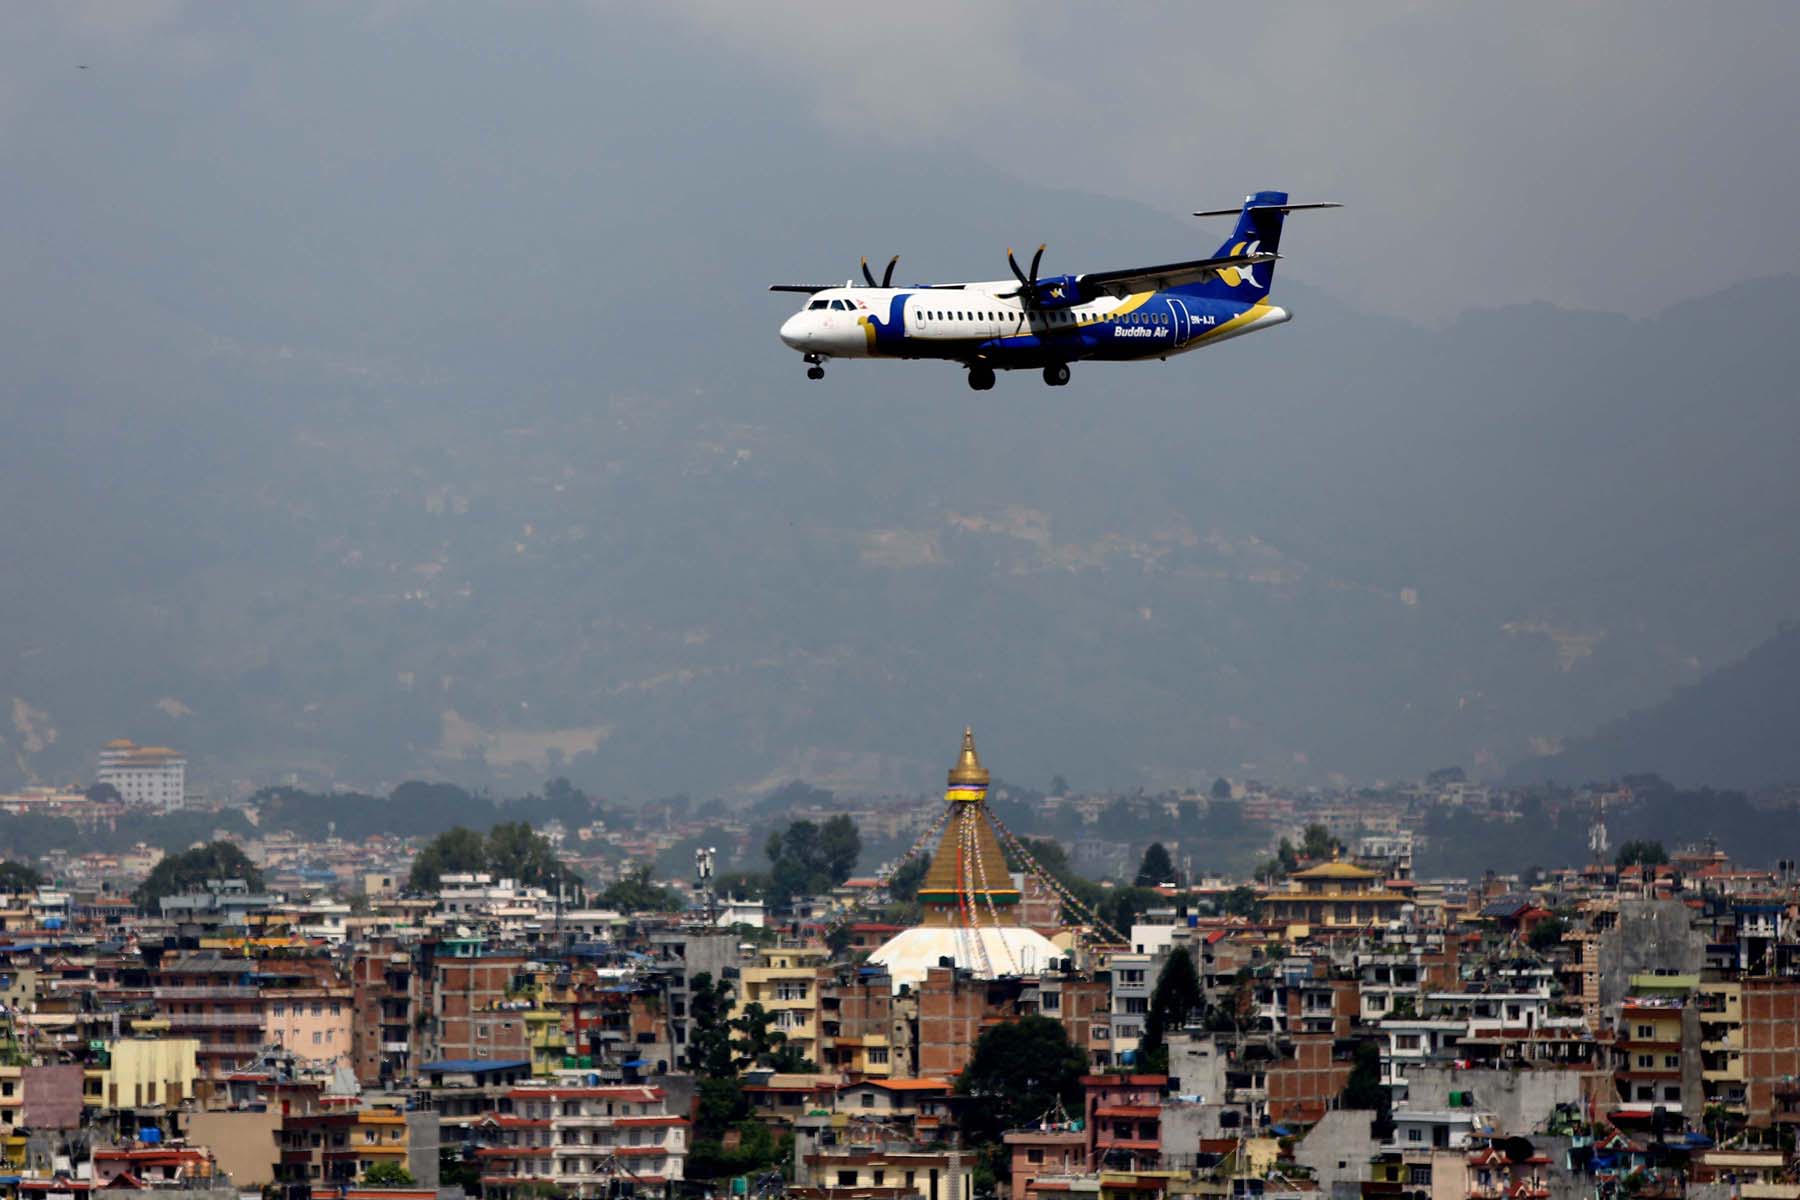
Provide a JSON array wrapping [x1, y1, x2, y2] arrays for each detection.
[[1222, 885, 1258, 917], [887, 856, 929, 904], [487, 820, 577, 888], [362, 1162, 414, 1187], [407, 826, 487, 892], [0, 861, 44, 893], [1134, 842, 1176, 888], [1211, 777, 1232, 800], [957, 1015, 1088, 1155], [84, 782, 121, 805], [601, 863, 686, 914], [1528, 914, 1569, 952], [765, 815, 860, 907], [730, 1002, 789, 1069], [687, 972, 737, 1076], [133, 841, 263, 910], [1340, 1039, 1392, 1132], [1300, 823, 1342, 862], [1616, 840, 1669, 869], [1137, 949, 1203, 1071], [819, 814, 862, 886]]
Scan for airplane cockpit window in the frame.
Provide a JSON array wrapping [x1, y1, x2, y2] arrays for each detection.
[[830, 299, 848, 310], [808, 300, 828, 310]]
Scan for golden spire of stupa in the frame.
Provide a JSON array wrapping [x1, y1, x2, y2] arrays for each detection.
[[946, 727, 990, 801], [920, 727, 1019, 924]]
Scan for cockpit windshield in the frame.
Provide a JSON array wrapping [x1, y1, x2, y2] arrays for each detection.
[[807, 299, 829, 310]]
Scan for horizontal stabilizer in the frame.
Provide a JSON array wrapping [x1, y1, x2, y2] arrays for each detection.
[[1193, 201, 1342, 217]]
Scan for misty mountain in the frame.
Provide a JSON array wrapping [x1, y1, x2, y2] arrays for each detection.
[[3, 10, 1799, 798], [1506, 622, 1800, 791]]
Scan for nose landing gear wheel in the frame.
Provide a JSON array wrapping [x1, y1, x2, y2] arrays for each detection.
[[806, 366, 825, 381], [1043, 363, 1070, 386], [967, 365, 996, 391]]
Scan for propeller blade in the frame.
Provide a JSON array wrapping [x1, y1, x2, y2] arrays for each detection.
[[860, 257, 878, 288], [881, 255, 898, 288], [1028, 244, 1045, 289], [1007, 248, 1029, 287]]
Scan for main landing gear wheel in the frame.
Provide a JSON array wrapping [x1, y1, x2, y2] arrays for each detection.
[[1043, 363, 1070, 387], [967, 365, 996, 391], [806, 366, 824, 381]]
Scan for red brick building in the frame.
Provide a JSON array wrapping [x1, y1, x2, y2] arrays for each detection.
[[1742, 978, 1800, 1126], [1265, 1034, 1353, 1124], [1083, 1074, 1165, 1171]]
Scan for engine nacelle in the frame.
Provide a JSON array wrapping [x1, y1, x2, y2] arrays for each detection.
[[1027, 274, 1084, 309]]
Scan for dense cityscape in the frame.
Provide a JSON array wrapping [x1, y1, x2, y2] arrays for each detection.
[[0, 730, 1793, 1200]]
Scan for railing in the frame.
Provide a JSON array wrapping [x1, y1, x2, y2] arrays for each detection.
[[163, 1012, 264, 1028]]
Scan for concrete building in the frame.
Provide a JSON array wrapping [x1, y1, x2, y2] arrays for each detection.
[[97, 739, 187, 811], [473, 1081, 688, 1199]]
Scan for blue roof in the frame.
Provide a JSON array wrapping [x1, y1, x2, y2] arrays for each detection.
[[420, 1059, 531, 1074]]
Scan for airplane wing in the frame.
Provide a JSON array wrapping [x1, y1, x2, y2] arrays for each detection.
[[769, 284, 832, 294], [1077, 251, 1277, 296]]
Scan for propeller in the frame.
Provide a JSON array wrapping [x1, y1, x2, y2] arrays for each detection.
[[860, 255, 899, 288], [1006, 244, 1047, 303]]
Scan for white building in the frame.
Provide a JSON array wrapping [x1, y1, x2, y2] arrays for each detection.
[[97, 739, 187, 811]]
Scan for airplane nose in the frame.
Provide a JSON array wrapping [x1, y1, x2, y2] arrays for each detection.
[[779, 315, 807, 349]]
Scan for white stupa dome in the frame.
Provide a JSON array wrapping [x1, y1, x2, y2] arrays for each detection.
[[868, 923, 1064, 992]]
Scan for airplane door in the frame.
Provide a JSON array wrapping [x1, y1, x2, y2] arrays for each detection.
[[1168, 297, 1193, 347]]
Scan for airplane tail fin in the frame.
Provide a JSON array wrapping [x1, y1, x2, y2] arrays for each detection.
[[1181, 191, 1339, 303]]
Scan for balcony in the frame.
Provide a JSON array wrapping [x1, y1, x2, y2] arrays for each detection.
[[164, 1012, 264, 1028]]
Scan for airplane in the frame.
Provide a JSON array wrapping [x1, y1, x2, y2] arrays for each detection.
[[771, 190, 1337, 390]]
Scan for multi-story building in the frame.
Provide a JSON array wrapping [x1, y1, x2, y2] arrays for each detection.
[[1083, 1074, 1165, 1171], [428, 954, 529, 1064], [791, 1147, 974, 1200], [1698, 977, 1745, 1121], [97, 739, 187, 810], [1259, 860, 1408, 933], [1611, 993, 1694, 1127], [820, 968, 911, 1079], [349, 944, 415, 1086], [734, 943, 828, 1066], [274, 1106, 421, 1187], [1740, 977, 1800, 1126], [473, 1081, 688, 1199]]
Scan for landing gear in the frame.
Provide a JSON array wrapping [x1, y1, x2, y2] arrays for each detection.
[[1042, 363, 1070, 387], [806, 366, 825, 381], [804, 353, 825, 381], [967, 365, 996, 391]]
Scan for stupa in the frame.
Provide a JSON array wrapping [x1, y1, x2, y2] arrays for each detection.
[[866, 729, 1062, 991]]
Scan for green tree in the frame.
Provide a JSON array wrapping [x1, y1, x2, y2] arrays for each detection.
[[601, 863, 686, 913], [819, 814, 862, 886], [0, 861, 45, 892], [957, 1015, 1088, 1159], [887, 856, 929, 903], [362, 1162, 414, 1187], [1340, 1039, 1392, 1131], [133, 841, 263, 910], [407, 826, 487, 892], [1300, 823, 1342, 862], [1616, 840, 1669, 869], [486, 820, 574, 888], [1222, 885, 1258, 917], [439, 1146, 480, 1195], [1134, 842, 1176, 888], [730, 1002, 789, 1069], [1528, 914, 1569, 952], [1137, 948, 1203, 1072], [686, 972, 737, 1076]]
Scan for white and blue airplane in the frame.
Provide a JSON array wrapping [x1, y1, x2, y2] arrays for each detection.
[[772, 190, 1336, 389]]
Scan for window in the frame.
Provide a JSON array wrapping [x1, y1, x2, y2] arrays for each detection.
[[1636, 1055, 1653, 1069], [1636, 1025, 1654, 1039], [838, 1172, 858, 1187], [1664, 1086, 1681, 1102], [1664, 1055, 1680, 1069], [1041, 991, 1061, 1011], [313, 1031, 323, 1045], [1124, 997, 1148, 1014], [1409, 1166, 1433, 1186], [861, 1093, 874, 1109], [1407, 1128, 1423, 1143], [1028, 1149, 1045, 1165]]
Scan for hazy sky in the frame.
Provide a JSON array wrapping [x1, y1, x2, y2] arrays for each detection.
[[4, 2, 1795, 323]]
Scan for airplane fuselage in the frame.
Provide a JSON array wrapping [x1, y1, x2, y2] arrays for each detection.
[[779, 283, 1290, 367]]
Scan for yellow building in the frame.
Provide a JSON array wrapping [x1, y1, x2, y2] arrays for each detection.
[[85, 1037, 201, 1111], [735, 944, 830, 1065], [1259, 858, 1407, 933], [1699, 980, 1745, 1115]]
